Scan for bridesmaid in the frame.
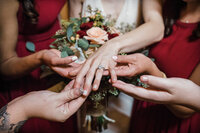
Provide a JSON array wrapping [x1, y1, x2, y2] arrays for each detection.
[[0, 0, 79, 132], [111, 0, 200, 132]]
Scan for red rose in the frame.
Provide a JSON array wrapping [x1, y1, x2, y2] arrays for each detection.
[[103, 25, 108, 31], [76, 30, 87, 38], [108, 33, 119, 40], [80, 22, 94, 30]]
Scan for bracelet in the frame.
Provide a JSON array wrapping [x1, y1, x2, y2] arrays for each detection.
[[161, 71, 167, 78]]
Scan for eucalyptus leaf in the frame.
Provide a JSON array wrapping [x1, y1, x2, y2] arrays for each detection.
[[61, 51, 68, 58], [78, 38, 89, 50], [81, 17, 87, 23], [67, 23, 74, 42], [89, 44, 100, 48], [26, 41, 35, 52], [63, 46, 74, 56], [49, 44, 56, 49]]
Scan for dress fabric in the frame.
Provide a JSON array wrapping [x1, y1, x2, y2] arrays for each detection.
[[81, 0, 141, 132], [129, 21, 200, 133], [0, 0, 77, 133]]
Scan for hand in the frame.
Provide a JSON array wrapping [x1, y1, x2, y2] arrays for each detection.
[[107, 53, 162, 77], [112, 75, 200, 111], [7, 80, 87, 123], [72, 43, 118, 92], [41, 49, 81, 78]]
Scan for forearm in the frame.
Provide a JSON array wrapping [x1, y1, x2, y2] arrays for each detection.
[[0, 50, 45, 79], [115, 21, 164, 53], [0, 103, 27, 133]]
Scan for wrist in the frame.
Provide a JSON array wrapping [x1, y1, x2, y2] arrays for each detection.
[[36, 49, 48, 65], [7, 99, 28, 124]]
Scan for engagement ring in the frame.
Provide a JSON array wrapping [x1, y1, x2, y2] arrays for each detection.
[[97, 65, 105, 70]]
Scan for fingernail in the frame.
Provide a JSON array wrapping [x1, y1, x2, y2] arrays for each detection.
[[141, 76, 148, 82], [83, 90, 87, 96], [72, 56, 78, 61], [112, 56, 118, 61], [93, 84, 97, 89]]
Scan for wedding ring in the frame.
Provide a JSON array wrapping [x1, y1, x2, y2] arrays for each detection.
[[97, 65, 105, 70]]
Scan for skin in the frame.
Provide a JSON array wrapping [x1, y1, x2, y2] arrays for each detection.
[[111, 52, 200, 118], [71, 0, 164, 94], [112, 75, 200, 112], [0, 0, 78, 80], [0, 80, 88, 133]]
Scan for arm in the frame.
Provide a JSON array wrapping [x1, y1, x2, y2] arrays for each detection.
[[73, 0, 164, 92], [0, 80, 86, 133], [0, 0, 78, 79], [69, 0, 83, 18]]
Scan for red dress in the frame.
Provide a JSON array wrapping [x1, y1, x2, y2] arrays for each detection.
[[129, 21, 200, 133], [0, 1, 77, 133]]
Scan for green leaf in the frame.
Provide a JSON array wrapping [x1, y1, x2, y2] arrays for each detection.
[[52, 34, 65, 39], [49, 44, 56, 49], [26, 41, 35, 52], [89, 44, 100, 48], [63, 46, 74, 56], [70, 18, 79, 22], [61, 51, 68, 58], [78, 38, 89, 50], [67, 23, 74, 42], [81, 17, 87, 23]]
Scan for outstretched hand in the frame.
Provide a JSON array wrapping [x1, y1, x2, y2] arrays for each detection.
[[72, 43, 118, 93], [109, 54, 160, 77], [112, 75, 200, 111], [7, 80, 87, 123]]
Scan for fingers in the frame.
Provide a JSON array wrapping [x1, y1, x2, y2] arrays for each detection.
[[69, 66, 82, 77], [140, 75, 172, 92], [112, 80, 172, 103], [58, 88, 82, 102], [92, 69, 104, 91], [114, 66, 136, 77], [109, 67, 117, 83], [73, 61, 92, 89], [112, 55, 135, 64], [51, 56, 78, 66]]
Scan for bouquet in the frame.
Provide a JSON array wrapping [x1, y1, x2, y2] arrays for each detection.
[[51, 7, 120, 132]]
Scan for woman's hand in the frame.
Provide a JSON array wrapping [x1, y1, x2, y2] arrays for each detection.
[[41, 49, 81, 78], [109, 53, 163, 77], [7, 80, 87, 124], [112, 75, 200, 112], [72, 42, 119, 92]]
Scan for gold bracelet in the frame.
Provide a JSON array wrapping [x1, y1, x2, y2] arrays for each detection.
[[161, 71, 167, 78]]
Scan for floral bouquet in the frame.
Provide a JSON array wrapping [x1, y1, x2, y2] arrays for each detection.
[[51, 8, 120, 132]]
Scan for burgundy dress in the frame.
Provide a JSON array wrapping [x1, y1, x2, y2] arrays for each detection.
[[129, 21, 200, 133], [0, 0, 77, 133]]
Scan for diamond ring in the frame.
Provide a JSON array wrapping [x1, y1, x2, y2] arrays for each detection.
[[97, 65, 105, 70]]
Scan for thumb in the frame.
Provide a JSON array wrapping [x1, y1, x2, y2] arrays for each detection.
[[140, 75, 172, 92], [58, 88, 82, 102]]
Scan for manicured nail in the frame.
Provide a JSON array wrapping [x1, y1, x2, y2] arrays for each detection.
[[112, 56, 118, 61], [141, 76, 148, 82], [72, 56, 78, 61], [83, 90, 87, 96], [93, 84, 97, 90]]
